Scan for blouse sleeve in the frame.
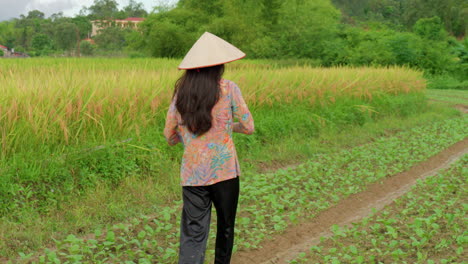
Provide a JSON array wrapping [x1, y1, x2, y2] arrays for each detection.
[[231, 81, 254, 135], [163, 97, 181, 146]]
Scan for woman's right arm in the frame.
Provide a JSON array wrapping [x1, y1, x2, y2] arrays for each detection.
[[231, 82, 254, 135]]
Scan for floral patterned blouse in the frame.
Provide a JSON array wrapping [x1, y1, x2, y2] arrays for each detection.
[[164, 79, 254, 186]]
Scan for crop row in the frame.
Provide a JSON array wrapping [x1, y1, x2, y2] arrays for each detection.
[[290, 154, 467, 264], [426, 89, 468, 99], [425, 89, 468, 105], [12, 114, 467, 263]]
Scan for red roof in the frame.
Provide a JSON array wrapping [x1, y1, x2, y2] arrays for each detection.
[[0, 45, 7, 49], [124, 17, 145, 22]]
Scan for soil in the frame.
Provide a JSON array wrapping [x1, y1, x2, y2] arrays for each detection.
[[231, 137, 468, 264], [454, 104, 468, 114]]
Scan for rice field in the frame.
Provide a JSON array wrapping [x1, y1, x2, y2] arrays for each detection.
[[0, 58, 425, 157], [1, 58, 440, 262]]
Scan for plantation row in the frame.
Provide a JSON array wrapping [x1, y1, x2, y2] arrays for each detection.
[[426, 89, 468, 105], [13, 115, 466, 263], [291, 154, 467, 264]]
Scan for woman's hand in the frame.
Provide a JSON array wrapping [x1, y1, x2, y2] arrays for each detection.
[[233, 122, 253, 134], [168, 132, 181, 146]]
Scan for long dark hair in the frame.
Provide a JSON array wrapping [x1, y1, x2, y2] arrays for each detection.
[[173, 64, 225, 135]]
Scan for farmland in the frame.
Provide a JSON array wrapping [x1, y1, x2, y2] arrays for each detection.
[[10, 113, 465, 263], [0, 58, 466, 263], [290, 154, 467, 264]]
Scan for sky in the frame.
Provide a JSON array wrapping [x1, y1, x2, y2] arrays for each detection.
[[0, 0, 177, 21]]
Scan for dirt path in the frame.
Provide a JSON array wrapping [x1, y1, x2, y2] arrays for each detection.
[[454, 104, 468, 114], [427, 99, 468, 114], [231, 137, 468, 264]]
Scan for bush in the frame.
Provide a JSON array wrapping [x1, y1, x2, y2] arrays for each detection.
[[413, 16, 447, 41], [146, 21, 193, 57], [80, 40, 95, 56], [94, 27, 129, 51]]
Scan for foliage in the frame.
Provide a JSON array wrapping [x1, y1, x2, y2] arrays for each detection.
[[54, 22, 78, 51], [80, 41, 95, 56], [147, 22, 190, 57], [272, 0, 340, 59], [0, 0, 464, 85], [0, 59, 426, 218], [11, 112, 467, 262], [72, 16, 93, 39], [0, 0, 144, 56], [123, 0, 148, 17], [332, 0, 467, 37], [31, 34, 53, 56], [291, 154, 467, 263], [93, 26, 130, 51], [426, 75, 468, 90], [413, 16, 447, 41], [85, 0, 119, 19]]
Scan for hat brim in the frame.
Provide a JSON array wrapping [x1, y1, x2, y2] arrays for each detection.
[[178, 54, 246, 70]]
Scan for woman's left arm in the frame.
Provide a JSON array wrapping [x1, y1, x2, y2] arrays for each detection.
[[164, 98, 181, 146]]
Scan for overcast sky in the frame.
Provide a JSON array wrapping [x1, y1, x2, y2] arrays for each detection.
[[0, 0, 177, 21]]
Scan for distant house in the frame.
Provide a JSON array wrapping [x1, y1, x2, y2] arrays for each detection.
[[0, 45, 29, 58], [0, 45, 8, 56], [91, 17, 145, 37]]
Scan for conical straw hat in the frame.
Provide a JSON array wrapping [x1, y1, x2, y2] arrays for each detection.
[[178, 32, 246, 70]]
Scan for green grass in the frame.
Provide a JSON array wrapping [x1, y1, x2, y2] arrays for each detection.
[[7, 109, 466, 263], [0, 59, 427, 221], [0, 103, 457, 260], [0, 58, 457, 262], [426, 89, 468, 105], [426, 74, 468, 90], [290, 154, 467, 264]]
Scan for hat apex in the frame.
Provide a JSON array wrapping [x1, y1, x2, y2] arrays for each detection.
[[178, 32, 245, 70]]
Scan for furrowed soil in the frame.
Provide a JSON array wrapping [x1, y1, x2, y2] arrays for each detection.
[[231, 137, 467, 264]]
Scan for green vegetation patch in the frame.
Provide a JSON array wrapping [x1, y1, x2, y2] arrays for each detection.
[[12, 115, 466, 263], [291, 154, 467, 264], [426, 89, 468, 105]]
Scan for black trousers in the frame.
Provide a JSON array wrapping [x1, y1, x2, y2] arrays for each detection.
[[178, 177, 240, 264]]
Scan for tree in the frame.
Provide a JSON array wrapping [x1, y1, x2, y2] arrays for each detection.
[[87, 0, 119, 19], [27, 10, 45, 20], [413, 16, 447, 41], [80, 40, 95, 55], [54, 22, 78, 51], [332, 0, 467, 38], [274, 0, 341, 58], [177, 0, 223, 17], [146, 21, 192, 57], [123, 0, 148, 17], [261, 0, 282, 28], [32, 34, 51, 51], [72, 16, 92, 39], [94, 26, 129, 51], [0, 21, 15, 46]]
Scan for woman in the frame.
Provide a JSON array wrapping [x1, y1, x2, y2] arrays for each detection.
[[164, 32, 254, 264]]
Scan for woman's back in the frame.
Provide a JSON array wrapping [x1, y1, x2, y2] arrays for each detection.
[[164, 79, 254, 186]]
